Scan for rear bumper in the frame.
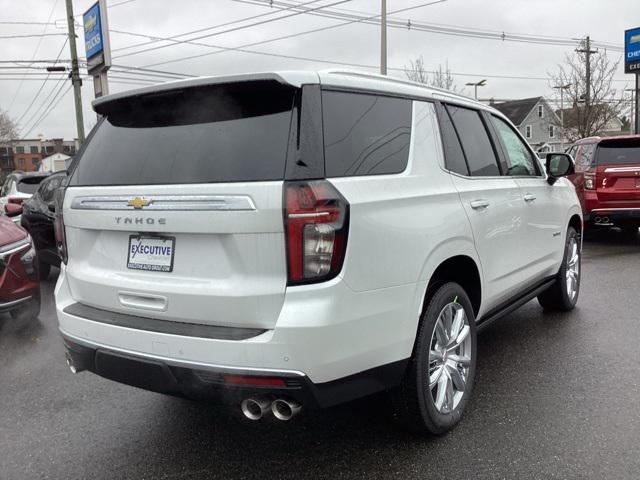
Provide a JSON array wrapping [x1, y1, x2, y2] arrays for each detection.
[[55, 264, 420, 407], [585, 208, 640, 225], [62, 332, 408, 409]]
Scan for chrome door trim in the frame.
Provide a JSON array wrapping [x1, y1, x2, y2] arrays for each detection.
[[603, 167, 640, 173], [70, 195, 256, 211]]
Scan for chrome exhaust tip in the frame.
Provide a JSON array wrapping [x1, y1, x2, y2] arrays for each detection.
[[271, 398, 302, 421], [602, 216, 610, 224], [594, 216, 602, 223], [241, 398, 271, 421], [65, 355, 78, 374]]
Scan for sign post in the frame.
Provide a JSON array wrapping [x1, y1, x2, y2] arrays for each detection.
[[83, 0, 111, 100], [625, 28, 640, 134]]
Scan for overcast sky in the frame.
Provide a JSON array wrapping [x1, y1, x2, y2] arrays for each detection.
[[0, 0, 636, 140]]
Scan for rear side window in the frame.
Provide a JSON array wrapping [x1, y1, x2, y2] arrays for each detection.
[[596, 139, 640, 165], [446, 105, 500, 176], [437, 104, 469, 175], [69, 81, 296, 186], [322, 91, 412, 177]]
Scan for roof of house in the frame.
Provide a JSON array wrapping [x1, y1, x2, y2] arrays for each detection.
[[492, 97, 542, 125]]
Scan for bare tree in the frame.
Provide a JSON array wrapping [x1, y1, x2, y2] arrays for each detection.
[[0, 109, 18, 144], [405, 56, 458, 92], [549, 41, 628, 141]]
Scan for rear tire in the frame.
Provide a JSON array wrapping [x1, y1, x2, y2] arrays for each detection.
[[10, 292, 41, 322], [393, 282, 477, 435], [538, 226, 580, 311]]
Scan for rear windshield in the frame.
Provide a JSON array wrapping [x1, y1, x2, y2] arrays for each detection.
[[69, 81, 296, 186], [596, 139, 640, 166], [17, 176, 47, 194]]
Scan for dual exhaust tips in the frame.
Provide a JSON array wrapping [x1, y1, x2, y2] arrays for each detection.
[[241, 397, 301, 421], [594, 216, 611, 225]]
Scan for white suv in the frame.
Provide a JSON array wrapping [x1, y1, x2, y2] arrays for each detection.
[[55, 70, 582, 434]]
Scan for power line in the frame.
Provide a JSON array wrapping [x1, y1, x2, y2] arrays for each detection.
[[7, 0, 60, 111], [124, 1, 445, 68], [112, 0, 351, 60], [21, 77, 69, 139], [16, 38, 68, 132], [0, 33, 67, 39], [111, 0, 325, 54]]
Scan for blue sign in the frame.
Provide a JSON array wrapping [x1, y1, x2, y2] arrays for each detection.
[[625, 27, 640, 74], [83, 2, 103, 60]]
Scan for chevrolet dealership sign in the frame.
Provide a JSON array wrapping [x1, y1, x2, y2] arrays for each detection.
[[625, 27, 640, 73], [83, 0, 111, 75]]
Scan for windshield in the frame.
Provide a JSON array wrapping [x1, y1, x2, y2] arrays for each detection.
[[69, 81, 296, 186]]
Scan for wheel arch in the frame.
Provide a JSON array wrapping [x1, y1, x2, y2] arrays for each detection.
[[424, 255, 482, 318]]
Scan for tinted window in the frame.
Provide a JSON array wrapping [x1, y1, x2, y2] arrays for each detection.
[[446, 105, 500, 176], [437, 104, 468, 175], [490, 115, 538, 176], [596, 139, 640, 165], [69, 81, 295, 186], [17, 176, 47, 194], [322, 91, 411, 177], [40, 175, 64, 202]]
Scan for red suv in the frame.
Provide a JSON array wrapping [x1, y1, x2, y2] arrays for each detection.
[[568, 135, 640, 233], [0, 210, 40, 321]]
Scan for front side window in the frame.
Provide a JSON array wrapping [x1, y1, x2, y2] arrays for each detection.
[[446, 105, 500, 177], [490, 116, 538, 176], [580, 144, 596, 169], [322, 91, 412, 177]]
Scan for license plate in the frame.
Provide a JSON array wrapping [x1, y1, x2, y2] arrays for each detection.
[[127, 235, 175, 272]]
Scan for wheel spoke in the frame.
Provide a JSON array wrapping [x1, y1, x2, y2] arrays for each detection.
[[448, 354, 471, 367], [447, 364, 466, 391], [434, 371, 448, 410], [444, 372, 454, 411], [448, 325, 470, 351], [448, 307, 464, 346], [434, 318, 449, 346], [429, 365, 444, 389]]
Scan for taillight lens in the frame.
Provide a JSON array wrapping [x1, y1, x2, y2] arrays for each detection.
[[8, 197, 24, 205], [53, 187, 68, 264], [584, 171, 595, 190], [284, 180, 349, 285]]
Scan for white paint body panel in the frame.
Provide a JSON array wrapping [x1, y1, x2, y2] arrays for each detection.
[[56, 71, 582, 384]]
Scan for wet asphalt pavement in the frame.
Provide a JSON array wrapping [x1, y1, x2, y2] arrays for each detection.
[[1, 229, 639, 479]]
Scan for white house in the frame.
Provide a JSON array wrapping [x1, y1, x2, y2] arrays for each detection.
[[38, 152, 70, 173]]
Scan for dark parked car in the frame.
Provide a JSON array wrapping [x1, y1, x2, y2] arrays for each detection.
[[20, 171, 66, 279], [0, 211, 40, 321]]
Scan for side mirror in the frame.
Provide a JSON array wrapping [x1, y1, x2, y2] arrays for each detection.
[[4, 203, 23, 217], [546, 153, 575, 185]]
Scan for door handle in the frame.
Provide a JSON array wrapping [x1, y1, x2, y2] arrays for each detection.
[[470, 199, 490, 210], [523, 194, 536, 203]]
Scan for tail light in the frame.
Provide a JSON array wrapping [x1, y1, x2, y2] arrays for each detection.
[[8, 197, 24, 205], [284, 180, 349, 285], [53, 187, 68, 264], [584, 171, 595, 190]]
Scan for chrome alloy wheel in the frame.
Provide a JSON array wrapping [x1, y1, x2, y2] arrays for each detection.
[[566, 236, 580, 301], [428, 302, 472, 414]]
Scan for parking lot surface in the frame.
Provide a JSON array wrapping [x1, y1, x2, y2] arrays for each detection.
[[1, 230, 639, 480]]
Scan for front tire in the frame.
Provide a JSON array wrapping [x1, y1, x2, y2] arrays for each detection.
[[538, 226, 580, 311], [393, 282, 477, 435]]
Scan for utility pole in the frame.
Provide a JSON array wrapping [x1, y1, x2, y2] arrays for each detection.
[[380, 0, 387, 75], [65, 0, 85, 144], [553, 84, 571, 151], [576, 36, 597, 116]]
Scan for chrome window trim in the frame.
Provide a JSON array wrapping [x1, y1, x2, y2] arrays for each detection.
[[603, 167, 640, 173], [70, 195, 256, 211], [0, 237, 30, 257]]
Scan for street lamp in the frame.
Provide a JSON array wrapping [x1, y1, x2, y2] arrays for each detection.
[[465, 79, 486, 100], [553, 83, 571, 151]]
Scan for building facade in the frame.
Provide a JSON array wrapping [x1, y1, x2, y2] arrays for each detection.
[[0, 138, 77, 174]]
